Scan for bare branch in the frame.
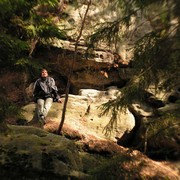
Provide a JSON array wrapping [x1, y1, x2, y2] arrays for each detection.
[[57, 0, 92, 135]]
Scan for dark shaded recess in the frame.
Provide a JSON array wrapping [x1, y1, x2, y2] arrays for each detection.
[[146, 146, 180, 161], [144, 91, 165, 108], [168, 95, 178, 103], [117, 106, 143, 148], [51, 71, 68, 95], [104, 80, 127, 89]]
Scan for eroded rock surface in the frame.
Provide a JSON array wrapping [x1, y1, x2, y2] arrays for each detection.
[[23, 87, 135, 142]]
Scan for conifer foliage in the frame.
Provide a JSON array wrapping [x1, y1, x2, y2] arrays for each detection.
[[88, 0, 180, 153], [89, 0, 180, 113], [0, 0, 66, 67]]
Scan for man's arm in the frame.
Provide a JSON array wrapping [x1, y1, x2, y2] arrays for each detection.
[[50, 78, 62, 103], [33, 79, 39, 102]]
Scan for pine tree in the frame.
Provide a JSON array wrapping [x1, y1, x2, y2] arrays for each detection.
[[87, 0, 180, 153], [88, 0, 180, 117]]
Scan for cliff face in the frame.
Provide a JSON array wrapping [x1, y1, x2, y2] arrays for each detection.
[[33, 44, 132, 94]]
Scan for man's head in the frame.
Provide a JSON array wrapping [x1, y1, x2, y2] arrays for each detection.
[[41, 69, 48, 78]]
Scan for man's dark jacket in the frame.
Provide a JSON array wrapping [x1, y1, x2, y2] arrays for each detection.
[[33, 76, 60, 102]]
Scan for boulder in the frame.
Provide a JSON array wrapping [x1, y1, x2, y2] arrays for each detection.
[[0, 125, 179, 180], [0, 125, 88, 179], [23, 88, 135, 142]]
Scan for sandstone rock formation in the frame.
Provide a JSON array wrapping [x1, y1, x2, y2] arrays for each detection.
[[23, 87, 135, 142]]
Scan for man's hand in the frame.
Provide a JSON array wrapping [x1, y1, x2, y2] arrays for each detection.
[[58, 98, 62, 103]]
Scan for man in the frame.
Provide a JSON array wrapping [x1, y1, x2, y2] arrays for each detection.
[[33, 69, 62, 124]]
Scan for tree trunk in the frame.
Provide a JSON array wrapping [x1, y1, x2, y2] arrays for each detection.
[[57, 0, 92, 135]]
